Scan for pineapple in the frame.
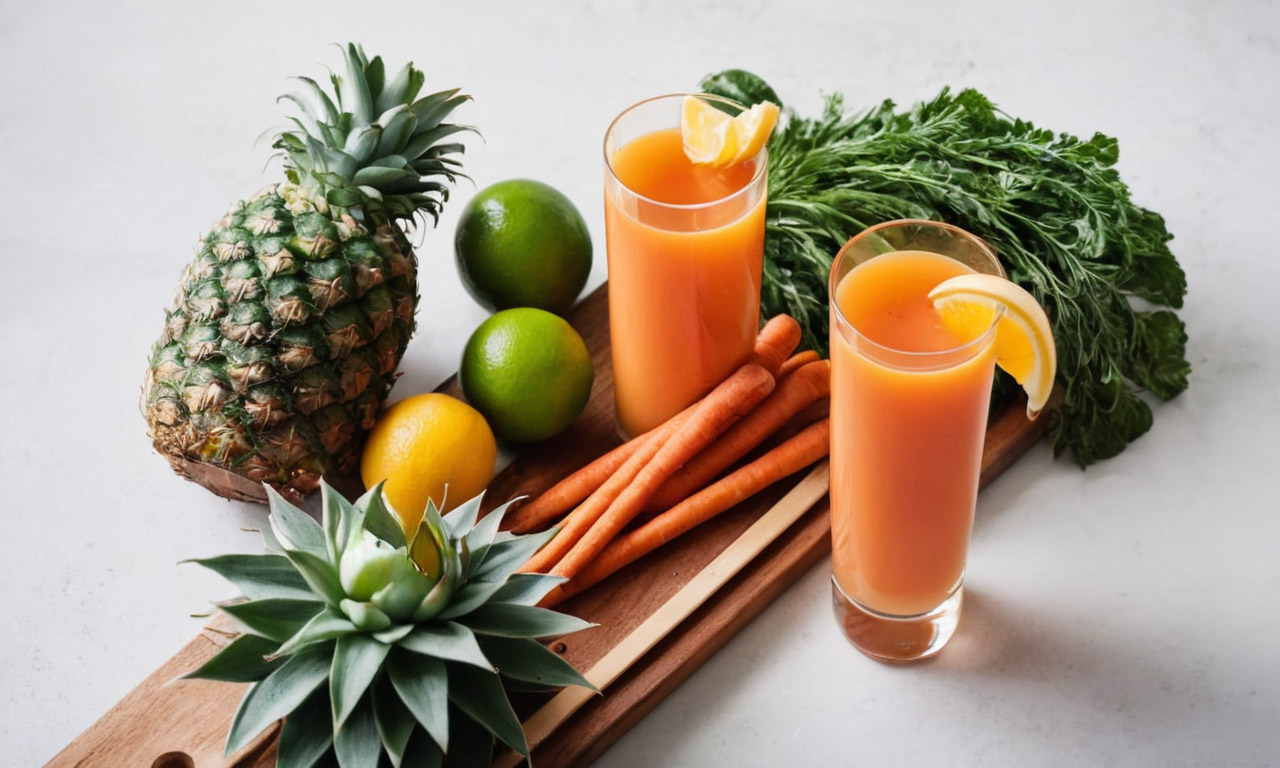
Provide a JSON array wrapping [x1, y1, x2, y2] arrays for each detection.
[[143, 44, 470, 502], [186, 482, 595, 766]]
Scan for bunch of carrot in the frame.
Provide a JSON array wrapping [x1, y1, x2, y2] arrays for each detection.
[[506, 315, 831, 607]]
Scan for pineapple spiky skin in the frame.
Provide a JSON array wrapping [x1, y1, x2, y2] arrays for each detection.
[[144, 44, 470, 502], [186, 482, 595, 767], [144, 184, 415, 501]]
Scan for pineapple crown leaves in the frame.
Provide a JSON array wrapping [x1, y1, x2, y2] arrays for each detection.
[[184, 480, 597, 768], [273, 43, 475, 227]]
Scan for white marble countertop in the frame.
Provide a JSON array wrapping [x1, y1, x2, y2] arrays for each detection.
[[3, 1, 1278, 765]]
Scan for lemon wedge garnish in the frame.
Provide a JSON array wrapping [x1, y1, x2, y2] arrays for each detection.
[[681, 95, 779, 167], [929, 273, 1057, 418]]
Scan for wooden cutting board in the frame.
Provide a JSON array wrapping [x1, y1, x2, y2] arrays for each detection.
[[48, 284, 1046, 768]]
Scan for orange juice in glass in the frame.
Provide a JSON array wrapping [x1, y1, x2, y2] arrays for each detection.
[[603, 94, 767, 438], [829, 220, 1004, 662]]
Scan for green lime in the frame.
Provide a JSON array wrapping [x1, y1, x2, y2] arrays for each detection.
[[459, 308, 594, 443], [455, 179, 593, 315]]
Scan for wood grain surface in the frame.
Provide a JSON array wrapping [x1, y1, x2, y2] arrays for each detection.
[[48, 283, 1046, 768]]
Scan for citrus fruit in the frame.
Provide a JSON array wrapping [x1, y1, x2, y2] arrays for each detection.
[[681, 95, 780, 167], [929, 274, 1058, 418], [460, 308, 594, 443], [360, 393, 496, 534], [454, 179, 592, 316]]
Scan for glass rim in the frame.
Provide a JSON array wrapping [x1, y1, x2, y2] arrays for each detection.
[[828, 219, 1006, 361], [603, 92, 770, 212]]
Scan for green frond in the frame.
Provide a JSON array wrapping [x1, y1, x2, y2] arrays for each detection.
[[477, 635, 597, 692], [184, 553, 313, 601], [459, 603, 596, 640], [388, 650, 449, 752], [276, 687, 333, 768], [220, 598, 325, 643], [446, 663, 528, 755], [398, 623, 492, 670], [187, 479, 593, 766], [333, 692, 380, 767], [182, 634, 282, 683], [226, 641, 333, 756], [372, 676, 417, 767], [331, 634, 391, 729], [273, 45, 470, 222]]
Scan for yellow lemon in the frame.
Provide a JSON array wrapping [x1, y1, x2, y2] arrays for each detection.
[[681, 95, 779, 167], [360, 393, 497, 535], [929, 274, 1057, 418]]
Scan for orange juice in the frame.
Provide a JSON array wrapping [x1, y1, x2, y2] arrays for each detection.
[[604, 124, 766, 437], [830, 249, 996, 617]]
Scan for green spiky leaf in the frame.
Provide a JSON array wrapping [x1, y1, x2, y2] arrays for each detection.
[[283, 547, 347, 606], [358, 482, 405, 549], [436, 581, 508, 620], [326, 187, 365, 207], [185, 554, 313, 601], [187, 479, 596, 768], [225, 641, 333, 755], [398, 622, 492, 669], [409, 88, 464, 126], [334, 692, 380, 768], [362, 54, 385, 108], [183, 633, 282, 683], [374, 110, 417, 157], [488, 573, 566, 606], [257, 521, 285, 554], [293, 76, 339, 123], [469, 527, 558, 582], [321, 481, 361, 563], [387, 649, 449, 752], [402, 124, 473, 158], [220, 598, 325, 643], [331, 635, 391, 729], [477, 636, 598, 691], [441, 493, 483, 539], [340, 599, 392, 631], [276, 687, 332, 768], [278, 92, 323, 137], [273, 607, 358, 658], [341, 44, 374, 123], [377, 62, 423, 114], [266, 487, 328, 556], [372, 676, 415, 768], [463, 500, 513, 554], [343, 126, 381, 165], [352, 165, 409, 187], [372, 624, 415, 644], [446, 663, 527, 755], [460, 603, 595, 640]]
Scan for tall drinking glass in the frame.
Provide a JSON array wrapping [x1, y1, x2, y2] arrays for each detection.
[[828, 220, 1004, 662], [603, 94, 768, 438]]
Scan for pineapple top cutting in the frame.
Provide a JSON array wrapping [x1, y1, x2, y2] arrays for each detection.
[[143, 44, 471, 503]]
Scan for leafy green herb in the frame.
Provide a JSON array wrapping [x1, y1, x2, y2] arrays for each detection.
[[701, 71, 1190, 466]]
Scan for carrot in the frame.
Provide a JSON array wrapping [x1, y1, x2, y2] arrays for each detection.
[[749, 315, 802, 377], [516, 411, 687, 574], [542, 419, 831, 607], [786, 397, 829, 431], [643, 359, 830, 513], [777, 349, 820, 379], [549, 364, 776, 579], [507, 320, 803, 534], [505, 429, 652, 534]]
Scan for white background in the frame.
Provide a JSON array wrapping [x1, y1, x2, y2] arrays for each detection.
[[3, 1, 1279, 765]]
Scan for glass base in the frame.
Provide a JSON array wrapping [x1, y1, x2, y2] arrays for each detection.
[[831, 577, 962, 663]]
